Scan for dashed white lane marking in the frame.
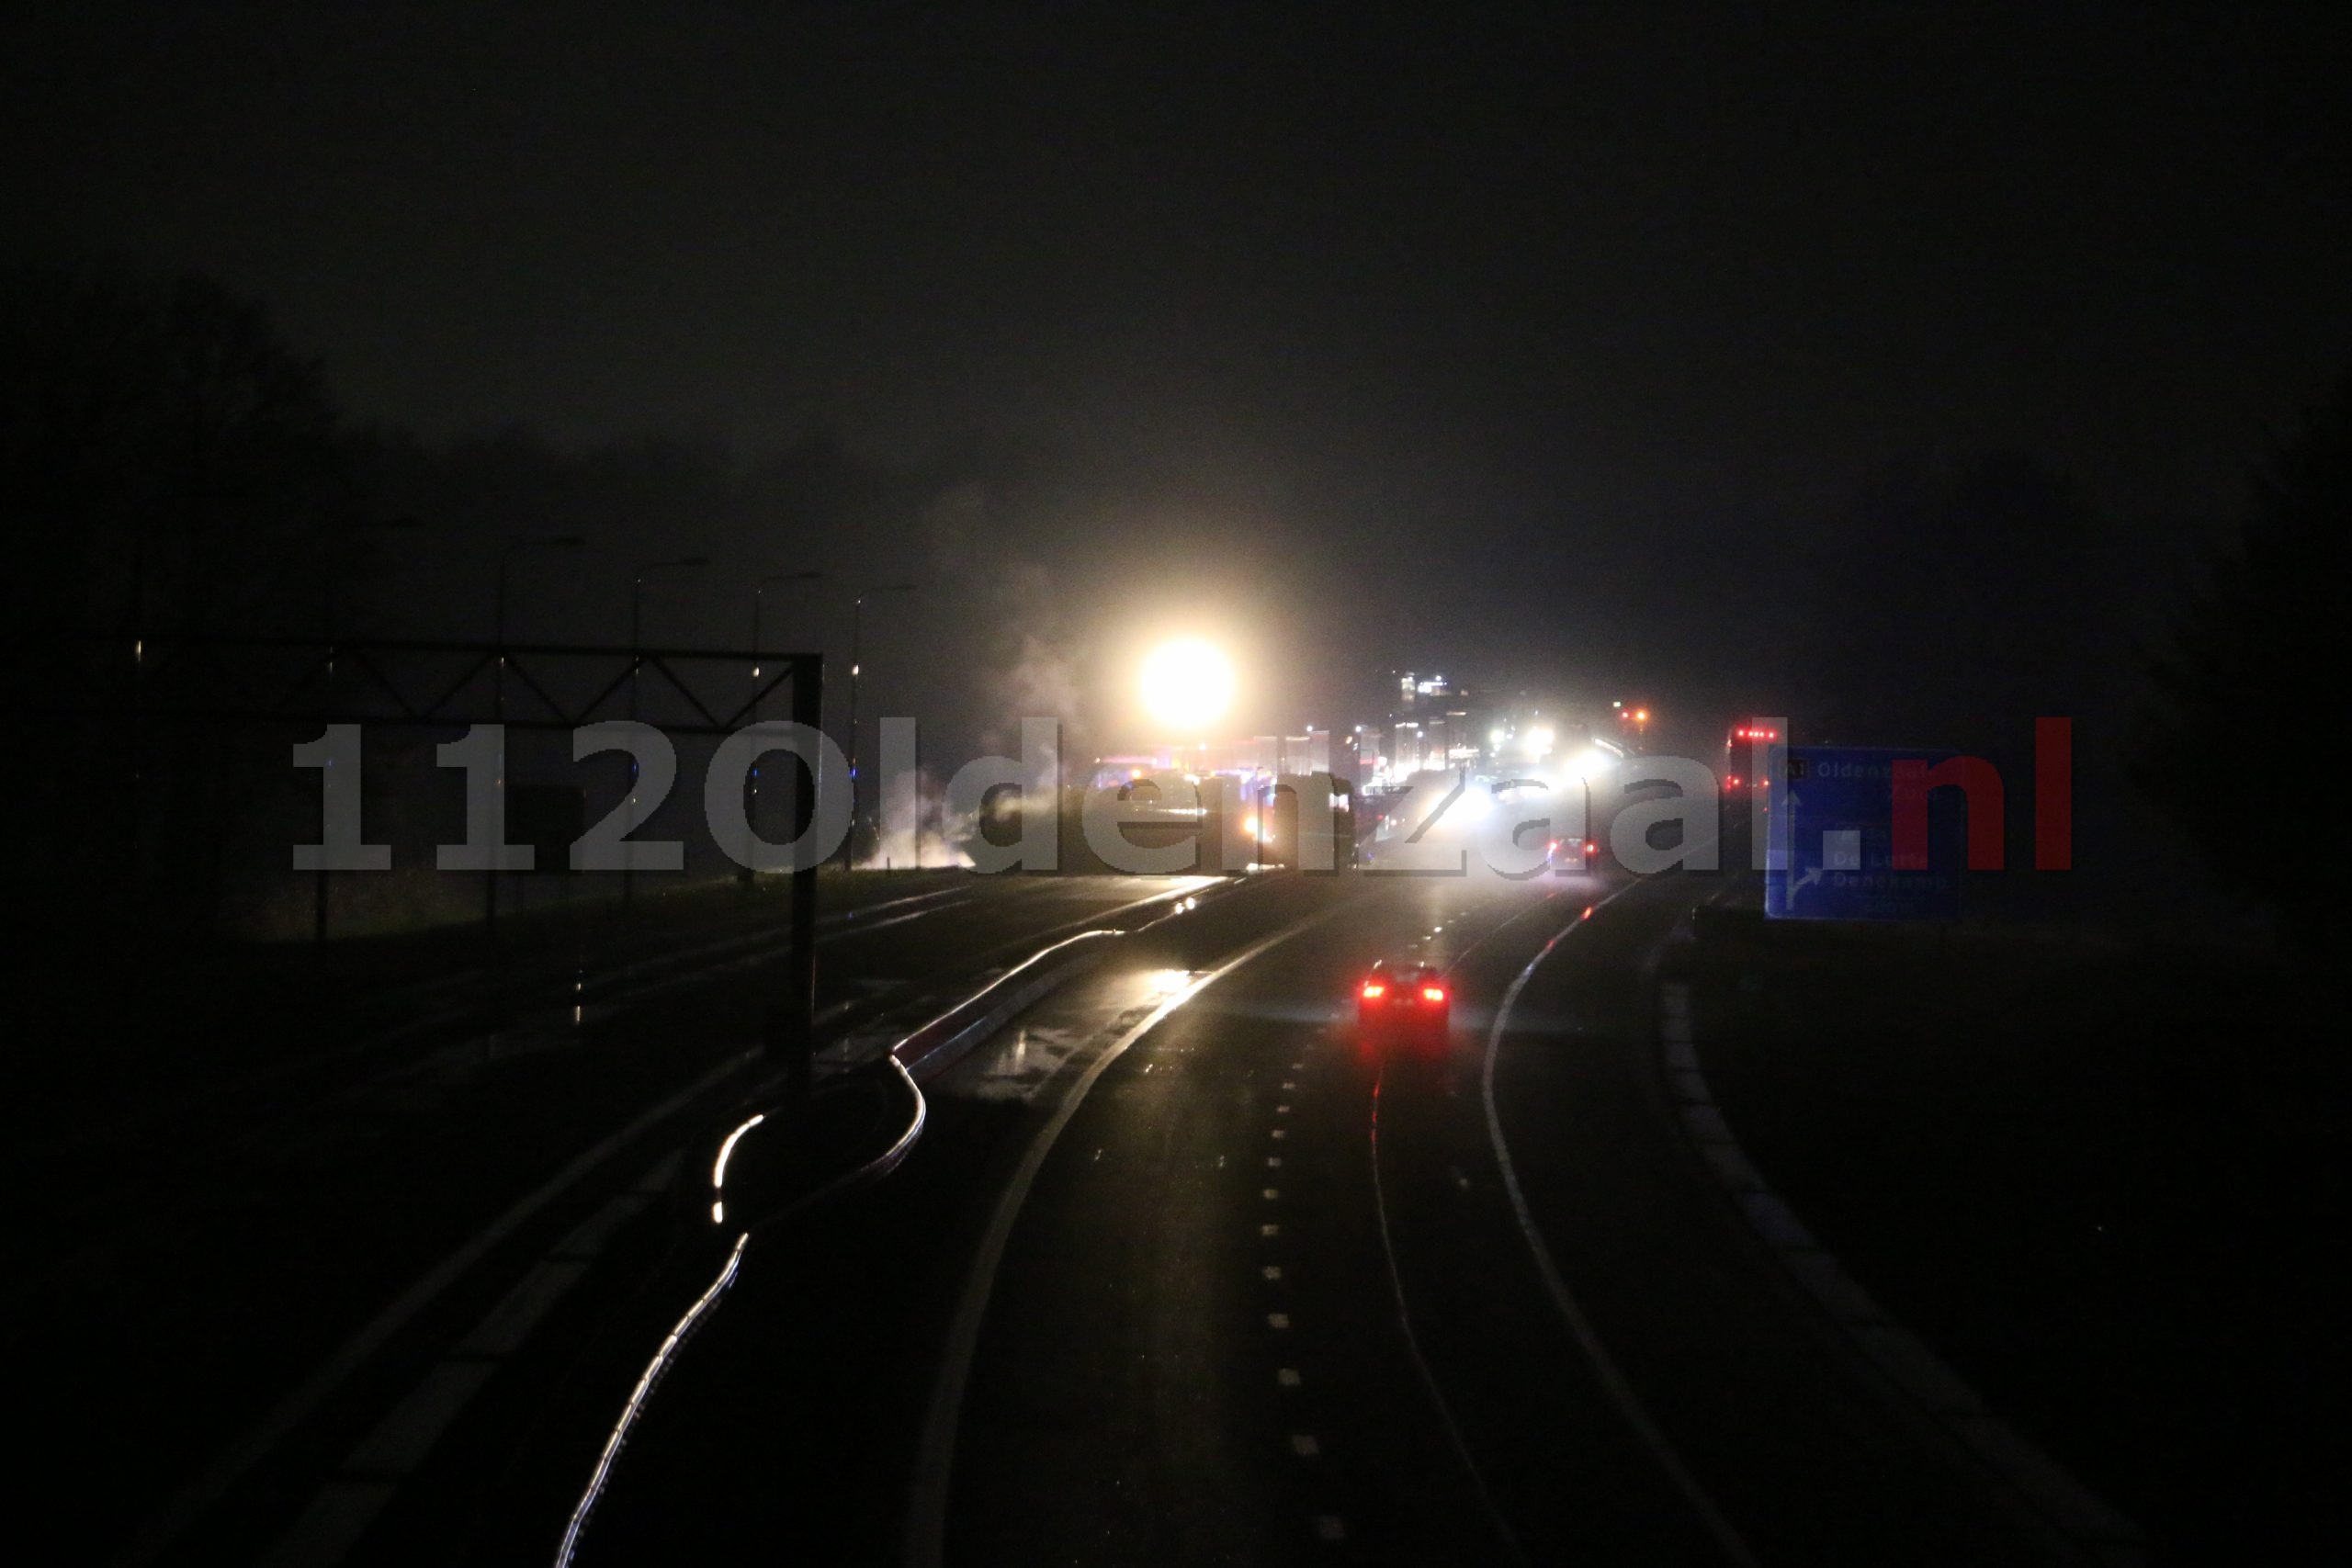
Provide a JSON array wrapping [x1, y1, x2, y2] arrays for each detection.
[[1263, 1188, 1281, 1201], [1484, 905, 1763, 1568], [1282, 1080, 1297, 1090], [1291, 1434, 1321, 1456], [257, 1482, 395, 1568], [454, 1259, 589, 1358], [122, 1056, 734, 1568], [905, 899, 1356, 1568], [251, 1161, 673, 1567], [344, 1360, 498, 1476], [628, 1149, 684, 1194], [1369, 1069, 1529, 1566], [1271, 1129, 1287, 1140], [1263, 1265, 1284, 1281], [1277, 1368, 1303, 1388], [1261, 1224, 1282, 1238], [1268, 1313, 1291, 1329], [1276, 1104, 1292, 1115], [550, 1193, 653, 1260], [1314, 1515, 1347, 1541], [1267, 1156, 1283, 1168]]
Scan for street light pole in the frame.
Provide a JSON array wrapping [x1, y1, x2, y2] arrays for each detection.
[[315, 513, 422, 945], [490, 534, 586, 940], [842, 581, 916, 867], [625, 556, 710, 915], [745, 570, 821, 886]]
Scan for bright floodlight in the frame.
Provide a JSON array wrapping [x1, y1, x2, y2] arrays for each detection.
[[1140, 637, 1235, 733]]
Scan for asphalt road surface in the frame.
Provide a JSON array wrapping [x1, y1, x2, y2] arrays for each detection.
[[13, 872, 1222, 1566], [330, 867, 2096, 1567]]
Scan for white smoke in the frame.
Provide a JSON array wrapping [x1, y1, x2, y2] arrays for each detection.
[[856, 763, 976, 870], [982, 560, 1088, 766]]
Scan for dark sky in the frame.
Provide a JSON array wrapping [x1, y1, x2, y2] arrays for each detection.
[[6, 3, 2346, 749]]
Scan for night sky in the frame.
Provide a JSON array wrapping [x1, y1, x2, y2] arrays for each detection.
[[6, 3, 2346, 752]]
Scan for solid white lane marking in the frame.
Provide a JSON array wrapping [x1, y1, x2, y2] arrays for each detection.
[[1652, 977, 2143, 1555], [1483, 906, 1763, 1568], [904, 898, 1356, 1568]]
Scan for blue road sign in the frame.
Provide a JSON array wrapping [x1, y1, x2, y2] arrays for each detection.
[[1765, 745, 1964, 920]]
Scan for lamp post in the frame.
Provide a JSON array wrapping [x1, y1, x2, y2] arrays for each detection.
[[625, 557, 710, 913], [842, 581, 916, 866], [488, 534, 586, 939], [313, 513, 423, 945], [745, 570, 822, 886]]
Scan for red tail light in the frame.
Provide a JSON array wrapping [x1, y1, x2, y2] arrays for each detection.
[[1361, 983, 1385, 998], [1421, 985, 1446, 1002]]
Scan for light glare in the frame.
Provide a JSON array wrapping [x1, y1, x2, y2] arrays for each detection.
[[1140, 637, 1236, 732]]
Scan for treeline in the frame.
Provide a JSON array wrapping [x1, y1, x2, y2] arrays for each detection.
[[0, 260, 962, 935], [1772, 389, 2348, 947], [4, 257, 2340, 943]]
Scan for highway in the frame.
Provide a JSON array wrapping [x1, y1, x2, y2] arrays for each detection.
[[11, 873, 1223, 1567], [268, 867, 2106, 1566]]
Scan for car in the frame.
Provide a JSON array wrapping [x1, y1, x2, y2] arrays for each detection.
[[1547, 833, 1600, 874], [1356, 959, 1452, 1053]]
